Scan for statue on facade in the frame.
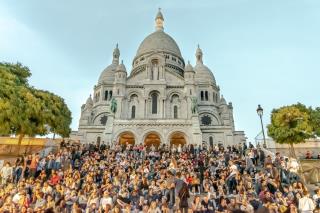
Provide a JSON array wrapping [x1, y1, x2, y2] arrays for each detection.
[[111, 98, 117, 114], [191, 97, 198, 114]]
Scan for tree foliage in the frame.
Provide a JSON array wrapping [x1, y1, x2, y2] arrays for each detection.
[[267, 103, 320, 157], [0, 62, 72, 141]]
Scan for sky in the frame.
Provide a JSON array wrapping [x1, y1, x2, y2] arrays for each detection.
[[0, 0, 319, 142]]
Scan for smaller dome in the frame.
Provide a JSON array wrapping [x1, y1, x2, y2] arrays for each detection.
[[98, 44, 120, 85], [185, 61, 194, 72], [219, 95, 227, 105], [194, 45, 216, 85], [85, 95, 93, 109], [194, 63, 216, 85], [116, 60, 127, 72], [98, 63, 117, 84]]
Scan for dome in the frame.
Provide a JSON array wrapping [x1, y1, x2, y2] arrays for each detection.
[[85, 95, 93, 109], [194, 63, 216, 85], [194, 45, 216, 85], [136, 30, 182, 58], [116, 61, 127, 72], [219, 95, 227, 105], [98, 63, 117, 84], [185, 61, 194, 72], [98, 44, 120, 85]]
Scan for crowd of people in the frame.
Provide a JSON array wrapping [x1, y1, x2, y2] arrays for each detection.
[[0, 141, 319, 213]]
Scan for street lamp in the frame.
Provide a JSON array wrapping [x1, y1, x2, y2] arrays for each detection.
[[257, 104, 267, 148]]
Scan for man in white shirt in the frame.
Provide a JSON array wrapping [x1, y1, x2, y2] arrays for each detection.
[[0, 162, 13, 185], [299, 190, 315, 213]]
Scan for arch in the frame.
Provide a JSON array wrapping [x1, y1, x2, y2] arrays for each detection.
[[127, 90, 141, 98], [205, 91, 209, 101], [130, 94, 139, 101], [200, 91, 204, 101], [144, 132, 161, 147], [199, 111, 222, 126], [93, 112, 108, 126], [169, 131, 187, 147], [118, 131, 135, 146]]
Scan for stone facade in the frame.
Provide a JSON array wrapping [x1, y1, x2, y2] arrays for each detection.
[[76, 9, 246, 147]]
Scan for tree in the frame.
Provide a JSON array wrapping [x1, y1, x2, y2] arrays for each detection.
[[267, 103, 318, 158], [0, 62, 72, 151]]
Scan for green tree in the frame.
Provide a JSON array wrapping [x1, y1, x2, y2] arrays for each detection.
[[267, 104, 317, 158], [0, 62, 72, 151]]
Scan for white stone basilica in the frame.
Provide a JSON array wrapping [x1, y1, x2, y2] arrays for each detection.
[[76, 9, 246, 147]]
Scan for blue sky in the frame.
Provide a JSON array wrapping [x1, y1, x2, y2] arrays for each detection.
[[1, 0, 319, 142]]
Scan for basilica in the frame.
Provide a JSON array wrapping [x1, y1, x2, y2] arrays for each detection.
[[76, 9, 246, 147]]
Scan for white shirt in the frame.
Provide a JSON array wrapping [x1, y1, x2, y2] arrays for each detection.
[[12, 193, 21, 203], [299, 196, 315, 213], [289, 160, 299, 173], [0, 166, 12, 178], [100, 197, 113, 207]]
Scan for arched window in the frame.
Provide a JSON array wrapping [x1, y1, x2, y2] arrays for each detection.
[[151, 93, 158, 114], [174, 106, 178, 119], [200, 91, 204, 101], [209, 136, 213, 147], [205, 91, 208, 101], [109, 91, 113, 100], [131, 106, 136, 119], [105, 91, 108, 100]]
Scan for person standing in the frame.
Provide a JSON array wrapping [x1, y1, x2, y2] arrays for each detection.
[[178, 182, 189, 213], [0, 162, 13, 185]]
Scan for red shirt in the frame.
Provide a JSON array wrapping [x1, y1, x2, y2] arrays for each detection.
[[50, 174, 60, 185]]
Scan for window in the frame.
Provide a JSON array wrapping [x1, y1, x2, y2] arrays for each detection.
[[95, 92, 100, 102], [200, 91, 204, 101], [201, 115, 212, 125], [205, 91, 208, 101], [190, 89, 192, 95], [100, 114, 108, 125], [117, 89, 119, 95], [151, 93, 158, 114], [131, 106, 136, 119], [174, 106, 178, 119], [109, 91, 113, 100], [105, 91, 108, 101], [209, 136, 213, 147]]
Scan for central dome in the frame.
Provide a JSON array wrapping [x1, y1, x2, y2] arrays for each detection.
[[136, 30, 182, 58]]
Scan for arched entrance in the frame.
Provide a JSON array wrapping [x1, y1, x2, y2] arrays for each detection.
[[118, 132, 135, 146], [144, 133, 161, 147], [170, 132, 187, 147]]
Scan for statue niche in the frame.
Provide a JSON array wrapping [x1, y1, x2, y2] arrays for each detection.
[[151, 59, 159, 80]]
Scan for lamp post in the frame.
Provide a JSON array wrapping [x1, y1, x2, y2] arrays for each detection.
[[257, 104, 267, 148]]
